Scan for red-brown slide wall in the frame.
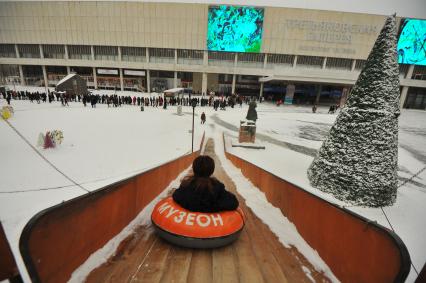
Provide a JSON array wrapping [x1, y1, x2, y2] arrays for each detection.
[[224, 145, 410, 283], [20, 134, 204, 283]]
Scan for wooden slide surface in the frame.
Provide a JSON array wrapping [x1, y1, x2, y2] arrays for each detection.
[[86, 139, 331, 283]]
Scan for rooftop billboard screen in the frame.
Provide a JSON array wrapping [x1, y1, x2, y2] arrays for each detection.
[[207, 5, 264, 53], [397, 18, 426, 66]]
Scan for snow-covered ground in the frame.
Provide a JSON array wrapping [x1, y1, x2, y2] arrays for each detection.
[[219, 104, 426, 283], [0, 91, 204, 283], [1, 88, 425, 282]]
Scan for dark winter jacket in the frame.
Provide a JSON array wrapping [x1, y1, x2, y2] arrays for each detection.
[[172, 178, 239, 212]]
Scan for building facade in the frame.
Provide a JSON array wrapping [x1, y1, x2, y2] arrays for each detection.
[[0, 1, 425, 108]]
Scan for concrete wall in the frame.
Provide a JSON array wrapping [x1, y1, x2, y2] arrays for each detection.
[[0, 1, 391, 60], [206, 73, 219, 93], [192, 72, 202, 93], [0, 2, 207, 50], [263, 8, 388, 59]]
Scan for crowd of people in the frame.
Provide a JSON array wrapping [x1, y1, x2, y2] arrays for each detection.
[[0, 89, 259, 111], [1, 89, 344, 117]]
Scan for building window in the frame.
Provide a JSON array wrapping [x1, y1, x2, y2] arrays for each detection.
[[266, 54, 294, 68], [22, 65, 43, 86], [149, 48, 175, 63], [399, 64, 410, 77], [208, 51, 235, 67], [122, 47, 146, 62], [18, 44, 40, 58], [412, 66, 426, 80], [94, 46, 118, 61], [177, 49, 203, 65], [237, 53, 264, 68], [0, 44, 16, 58], [326, 57, 352, 70], [297, 55, 323, 68], [405, 87, 426, 109], [355, 60, 366, 70], [0, 64, 20, 85], [42, 45, 65, 59], [68, 45, 92, 60]]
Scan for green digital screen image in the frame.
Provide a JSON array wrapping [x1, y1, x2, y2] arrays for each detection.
[[397, 18, 426, 66], [207, 5, 264, 53]]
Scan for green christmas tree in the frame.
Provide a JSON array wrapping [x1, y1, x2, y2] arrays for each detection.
[[37, 132, 45, 147], [307, 15, 400, 207]]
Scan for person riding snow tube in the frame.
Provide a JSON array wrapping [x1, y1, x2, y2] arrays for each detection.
[[151, 155, 244, 248], [151, 196, 245, 248]]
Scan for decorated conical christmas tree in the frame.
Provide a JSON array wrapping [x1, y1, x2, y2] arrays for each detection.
[[37, 132, 45, 147], [307, 15, 400, 207], [44, 131, 55, 149], [1, 109, 11, 120]]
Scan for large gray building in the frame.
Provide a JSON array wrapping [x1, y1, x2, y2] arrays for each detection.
[[0, 1, 425, 108]]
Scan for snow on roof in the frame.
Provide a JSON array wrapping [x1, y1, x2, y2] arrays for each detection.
[[56, 73, 77, 87]]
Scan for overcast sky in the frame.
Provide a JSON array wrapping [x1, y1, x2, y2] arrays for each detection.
[[1, 0, 425, 19]]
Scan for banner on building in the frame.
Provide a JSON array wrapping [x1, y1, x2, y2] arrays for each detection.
[[284, 84, 295, 105], [124, 70, 146, 76], [97, 69, 118, 75]]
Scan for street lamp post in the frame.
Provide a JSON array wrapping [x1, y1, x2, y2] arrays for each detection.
[[191, 98, 197, 152]]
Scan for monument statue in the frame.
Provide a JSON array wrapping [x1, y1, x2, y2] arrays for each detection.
[[246, 101, 258, 122]]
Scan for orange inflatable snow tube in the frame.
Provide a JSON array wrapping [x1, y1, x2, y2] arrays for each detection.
[[151, 196, 245, 248]]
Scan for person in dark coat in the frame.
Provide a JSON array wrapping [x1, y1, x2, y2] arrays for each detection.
[[6, 92, 11, 105], [172, 155, 239, 213], [201, 112, 206, 124]]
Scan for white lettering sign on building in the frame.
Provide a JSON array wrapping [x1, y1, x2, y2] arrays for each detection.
[[124, 70, 146, 76], [97, 69, 118, 75]]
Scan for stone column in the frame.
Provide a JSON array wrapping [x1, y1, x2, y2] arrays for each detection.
[[285, 84, 295, 105], [65, 45, 71, 74], [42, 65, 48, 89], [202, 72, 207, 95], [19, 65, 25, 86], [174, 71, 178, 88], [203, 50, 208, 66], [231, 74, 236, 94], [64, 45, 69, 59], [91, 45, 95, 60], [175, 49, 178, 65], [234, 53, 238, 68], [322, 57, 327, 69], [340, 87, 349, 107], [405, 64, 415, 79], [93, 67, 97, 89], [119, 68, 124, 91], [315, 85, 322, 105], [146, 48, 150, 63], [351, 59, 356, 71], [146, 70, 151, 93], [14, 44, 20, 58], [263, 54, 268, 68], [292, 55, 298, 68], [39, 44, 44, 58], [400, 87, 409, 108], [259, 82, 264, 101]]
